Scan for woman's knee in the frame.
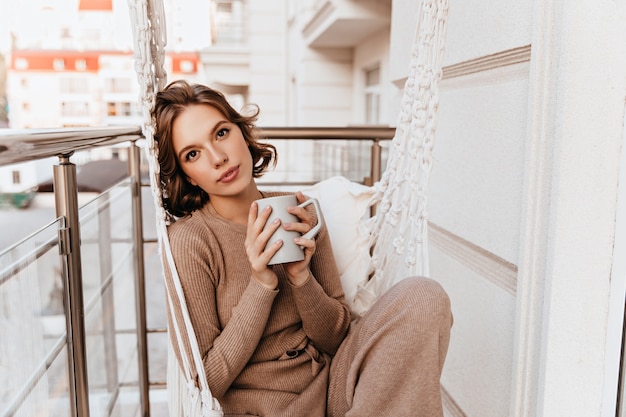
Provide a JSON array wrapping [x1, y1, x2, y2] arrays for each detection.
[[389, 276, 452, 323]]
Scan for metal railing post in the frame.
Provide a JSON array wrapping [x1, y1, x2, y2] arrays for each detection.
[[53, 153, 90, 417], [129, 141, 150, 417], [368, 139, 383, 216], [370, 138, 382, 185]]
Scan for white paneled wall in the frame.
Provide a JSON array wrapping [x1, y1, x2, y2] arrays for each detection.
[[390, 1, 626, 416]]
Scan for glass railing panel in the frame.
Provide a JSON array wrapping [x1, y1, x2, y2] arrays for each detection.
[[77, 178, 141, 417], [0, 217, 69, 417], [259, 139, 389, 187], [144, 242, 167, 383], [139, 183, 169, 413]]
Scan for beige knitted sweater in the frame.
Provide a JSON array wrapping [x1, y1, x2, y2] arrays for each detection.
[[166, 191, 351, 417]]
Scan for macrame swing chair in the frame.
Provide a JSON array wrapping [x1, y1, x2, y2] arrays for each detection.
[[127, 0, 449, 415]]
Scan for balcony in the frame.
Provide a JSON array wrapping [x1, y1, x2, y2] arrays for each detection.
[[0, 125, 394, 417], [302, 0, 392, 48]]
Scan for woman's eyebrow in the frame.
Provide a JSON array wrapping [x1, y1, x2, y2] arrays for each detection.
[[209, 120, 229, 136], [177, 144, 194, 161], [176, 120, 230, 161]]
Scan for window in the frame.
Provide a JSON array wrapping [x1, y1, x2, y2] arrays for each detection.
[[105, 78, 132, 93], [11, 171, 20, 185], [61, 101, 89, 117], [364, 65, 381, 125], [75, 59, 87, 71], [106, 102, 139, 117], [53, 58, 65, 71], [107, 102, 117, 116], [15, 58, 28, 70], [60, 78, 88, 93], [180, 60, 194, 73], [212, 0, 246, 45]]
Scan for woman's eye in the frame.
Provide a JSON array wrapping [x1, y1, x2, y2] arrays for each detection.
[[185, 150, 198, 162], [216, 128, 229, 139]]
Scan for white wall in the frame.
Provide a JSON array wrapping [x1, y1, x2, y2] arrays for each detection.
[[390, 0, 626, 416], [247, 0, 288, 126]]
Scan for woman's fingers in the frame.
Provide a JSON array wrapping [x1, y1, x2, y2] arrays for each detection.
[[245, 201, 282, 267], [286, 192, 314, 230]]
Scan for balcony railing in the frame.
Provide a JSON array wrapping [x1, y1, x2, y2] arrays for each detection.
[[0, 125, 394, 417]]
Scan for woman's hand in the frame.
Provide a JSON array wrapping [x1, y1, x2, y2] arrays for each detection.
[[282, 191, 317, 286], [245, 201, 281, 290]]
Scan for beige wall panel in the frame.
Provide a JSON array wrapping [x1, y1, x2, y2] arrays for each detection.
[[443, 1, 532, 66], [431, 244, 516, 417], [429, 63, 529, 264], [298, 93, 352, 126], [390, 0, 531, 83], [299, 60, 353, 86]]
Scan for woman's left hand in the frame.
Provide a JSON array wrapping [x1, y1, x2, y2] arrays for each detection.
[[282, 191, 317, 286]]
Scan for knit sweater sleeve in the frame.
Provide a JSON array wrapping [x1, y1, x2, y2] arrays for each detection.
[[168, 219, 277, 398], [290, 222, 351, 355]]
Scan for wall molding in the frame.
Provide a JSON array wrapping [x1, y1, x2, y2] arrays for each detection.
[[429, 222, 518, 296], [442, 45, 532, 80]]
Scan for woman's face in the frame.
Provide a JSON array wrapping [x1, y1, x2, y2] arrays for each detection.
[[172, 103, 254, 199]]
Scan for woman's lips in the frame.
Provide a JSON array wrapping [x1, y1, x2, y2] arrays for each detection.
[[219, 166, 239, 183]]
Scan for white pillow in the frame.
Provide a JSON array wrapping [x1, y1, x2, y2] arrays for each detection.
[[303, 176, 374, 315]]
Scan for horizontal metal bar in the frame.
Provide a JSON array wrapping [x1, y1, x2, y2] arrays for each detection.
[[0, 126, 142, 166], [147, 327, 167, 334], [2, 334, 66, 417], [258, 126, 395, 140], [0, 229, 60, 287], [76, 179, 131, 225], [0, 125, 394, 168], [116, 326, 166, 335]]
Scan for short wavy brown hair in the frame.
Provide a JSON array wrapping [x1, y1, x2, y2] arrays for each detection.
[[152, 80, 277, 218]]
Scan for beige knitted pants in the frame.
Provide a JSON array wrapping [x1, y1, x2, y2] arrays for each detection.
[[327, 277, 453, 417]]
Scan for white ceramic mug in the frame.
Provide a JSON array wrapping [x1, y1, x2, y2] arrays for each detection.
[[255, 194, 323, 265]]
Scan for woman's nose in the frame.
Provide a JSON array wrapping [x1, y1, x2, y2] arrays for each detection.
[[208, 147, 228, 167]]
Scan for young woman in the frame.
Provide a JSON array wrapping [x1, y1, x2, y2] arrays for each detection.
[[153, 79, 453, 417]]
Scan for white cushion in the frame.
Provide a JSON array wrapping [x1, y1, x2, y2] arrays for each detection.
[[303, 176, 374, 315]]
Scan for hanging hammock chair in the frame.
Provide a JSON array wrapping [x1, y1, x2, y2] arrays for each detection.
[[127, 0, 449, 415]]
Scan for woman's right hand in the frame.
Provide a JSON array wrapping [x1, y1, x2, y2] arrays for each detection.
[[244, 201, 281, 289]]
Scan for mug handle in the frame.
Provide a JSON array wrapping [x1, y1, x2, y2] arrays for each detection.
[[298, 198, 323, 240]]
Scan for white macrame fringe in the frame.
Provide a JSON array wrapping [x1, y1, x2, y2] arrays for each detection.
[[128, 0, 448, 412], [352, 0, 449, 317], [127, 0, 223, 415]]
